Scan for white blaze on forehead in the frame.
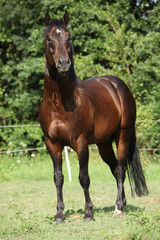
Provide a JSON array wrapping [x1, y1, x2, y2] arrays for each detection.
[[56, 29, 62, 34]]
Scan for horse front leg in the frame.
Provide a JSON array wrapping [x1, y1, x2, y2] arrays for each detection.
[[75, 137, 94, 221], [45, 137, 65, 223]]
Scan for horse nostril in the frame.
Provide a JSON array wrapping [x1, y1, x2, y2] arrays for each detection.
[[58, 58, 63, 66], [57, 57, 71, 68], [66, 58, 71, 67]]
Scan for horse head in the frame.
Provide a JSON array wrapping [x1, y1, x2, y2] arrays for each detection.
[[44, 11, 72, 74]]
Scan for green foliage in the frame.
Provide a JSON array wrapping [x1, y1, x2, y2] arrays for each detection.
[[136, 103, 160, 155], [74, 54, 104, 80], [0, 0, 159, 155], [0, 126, 44, 152]]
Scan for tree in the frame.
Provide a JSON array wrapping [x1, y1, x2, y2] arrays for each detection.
[[0, 0, 159, 152]]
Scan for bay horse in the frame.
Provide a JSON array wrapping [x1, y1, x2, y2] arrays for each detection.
[[39, 11, 148, 222]]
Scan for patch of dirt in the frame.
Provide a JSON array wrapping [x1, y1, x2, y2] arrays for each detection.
[[140, 198, 160, 205]]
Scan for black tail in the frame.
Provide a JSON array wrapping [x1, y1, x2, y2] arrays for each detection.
[[127, 129, 148, 197]]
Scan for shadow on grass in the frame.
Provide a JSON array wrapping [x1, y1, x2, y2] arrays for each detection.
[[64, 208, 85, 218], [44, 205, 144, 224], [44, 205, 145, 224], [63, 204, 143, 219], [93, 204, 143, 214]]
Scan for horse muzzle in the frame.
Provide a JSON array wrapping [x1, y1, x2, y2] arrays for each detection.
[[56, 57, 71, 73]]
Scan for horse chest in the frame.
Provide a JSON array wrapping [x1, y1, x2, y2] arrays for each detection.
[[48, 112, 68, 138], [47, 110, 80, 144], [40, 93, 94, 145]]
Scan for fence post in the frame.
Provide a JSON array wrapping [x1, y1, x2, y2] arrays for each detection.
[[64, 146, 72, 182]]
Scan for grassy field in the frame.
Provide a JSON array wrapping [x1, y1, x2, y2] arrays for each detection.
[[0, 149, 160, 240]]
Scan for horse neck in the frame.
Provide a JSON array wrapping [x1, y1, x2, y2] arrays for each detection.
[[44, 63, 81, 110]]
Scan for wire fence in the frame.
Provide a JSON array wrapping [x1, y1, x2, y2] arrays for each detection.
[[0, 120, 160, 154], [0, 119, 160, 129], [0, 124, 40, 128]]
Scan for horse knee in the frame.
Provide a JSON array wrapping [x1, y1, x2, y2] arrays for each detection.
[[54, 171, 64, 188], [114, 164, 126, 181], [79, 172, 90, 189]]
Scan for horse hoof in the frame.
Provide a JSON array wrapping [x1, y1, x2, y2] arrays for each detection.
[[84, 214, 95, 221], [54, 214, 65, 223], [54, 217, 64, 223], [113, 211, 125, 218]]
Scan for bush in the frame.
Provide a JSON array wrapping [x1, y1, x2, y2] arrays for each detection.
[[136, 103, 160, 158], [0, 125, 44, 153]]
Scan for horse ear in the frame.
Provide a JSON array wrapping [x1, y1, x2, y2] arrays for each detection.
[[45, 12, 51, 26], [62, 11, 69, 26]]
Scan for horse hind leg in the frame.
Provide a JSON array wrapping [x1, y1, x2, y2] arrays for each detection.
[[97, 141, 127, 215], [97, 142, 117, 177], [114, 128, 131, 215]]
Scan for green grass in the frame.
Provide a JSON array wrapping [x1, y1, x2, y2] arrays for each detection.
[[0, 150, 160, 240]]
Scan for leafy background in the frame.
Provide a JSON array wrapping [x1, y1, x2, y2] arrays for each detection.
[[0, 0, 159, 157]]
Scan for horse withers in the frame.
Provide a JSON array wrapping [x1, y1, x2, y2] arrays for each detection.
[[39, 11, 148, 223]]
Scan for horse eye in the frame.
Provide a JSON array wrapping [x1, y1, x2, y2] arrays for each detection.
[[46, 35, 51, 41], [48, 42, 54, 54], [67, 41, 71, 52], [67, 46, 71, 53], [50, 47, 54, 54]]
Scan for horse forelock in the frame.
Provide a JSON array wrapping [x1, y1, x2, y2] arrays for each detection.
[[44, 19, 68, 37]]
